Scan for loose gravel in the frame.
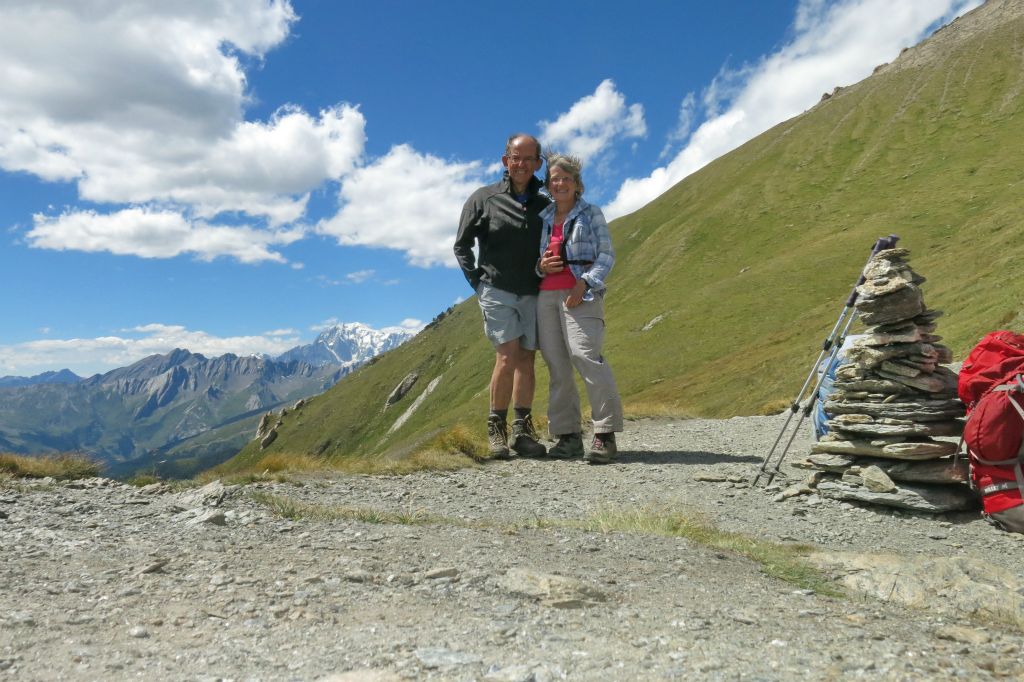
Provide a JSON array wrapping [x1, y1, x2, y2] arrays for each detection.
[[2, 414, 1022, 681]]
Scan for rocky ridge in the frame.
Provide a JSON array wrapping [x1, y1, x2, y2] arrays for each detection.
[[2, 414, 1023, 680]]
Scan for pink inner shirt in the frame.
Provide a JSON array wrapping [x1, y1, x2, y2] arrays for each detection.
[[540, 222, 578, 291]]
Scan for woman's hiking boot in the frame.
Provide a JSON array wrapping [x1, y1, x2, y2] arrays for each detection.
[[510, 414, 546, 458], [548, 433, 584, 459], [487, 415, 511, 460], [586, 432, 617, 464]]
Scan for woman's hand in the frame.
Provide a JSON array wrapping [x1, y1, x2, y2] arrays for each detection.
[[540, 250, 563, 274], [565, 280, 587, 308]]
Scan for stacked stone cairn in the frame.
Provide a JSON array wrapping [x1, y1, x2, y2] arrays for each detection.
[[794, 248, 977, 513]]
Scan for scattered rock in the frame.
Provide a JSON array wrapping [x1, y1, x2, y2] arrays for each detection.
[[385, 372, 419, 407], [812, 552, 1024, 628], [860, 465, 897, 493], [935, 625, 991, 646], [642, 314, 665, 331], [496, 568, 607, 608], [414, 648, 482, 669], [424, 567, 459, 579]]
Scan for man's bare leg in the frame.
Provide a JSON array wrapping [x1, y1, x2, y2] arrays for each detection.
[[511, 348, 536, 410], [490, 339, 520, 411], [486, 340, 520, 459]]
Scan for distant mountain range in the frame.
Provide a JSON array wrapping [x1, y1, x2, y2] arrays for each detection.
[[0, 369, 82, 388], [0, 323, 413, 476]]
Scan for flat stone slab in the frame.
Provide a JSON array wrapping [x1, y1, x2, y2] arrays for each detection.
[[846, 341, 932, 367], [828, 415, 963, 438], [825, 399, 964, 422], [796, 454, 969, 485], [833, 378, 922, 395], [810, 552, 1024, 629], [856, 284, 925, 326], [875, 367, 958, 395], [811, 438, 958, 460], [816, 480, 977, 513]]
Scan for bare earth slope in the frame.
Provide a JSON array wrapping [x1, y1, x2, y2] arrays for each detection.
[[2, 416, 1023, 680]]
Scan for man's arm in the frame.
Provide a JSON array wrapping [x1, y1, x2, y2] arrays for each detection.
[[453, 197, 485, 291]]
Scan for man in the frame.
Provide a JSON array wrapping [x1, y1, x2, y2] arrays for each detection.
[[454, 133, 549, 459]]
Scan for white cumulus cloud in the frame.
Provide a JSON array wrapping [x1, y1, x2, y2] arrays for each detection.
[[539, 79, 647, 164], [0, 0, 367, 260], [605, 0, 982, 219], [317, 144, 487, 268], [0, 323, 303, 377], [27, 207, 302, 263]]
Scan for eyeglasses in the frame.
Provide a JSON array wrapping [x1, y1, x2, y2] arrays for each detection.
[[506, 155, 538, 164], [549, 176, 576, 185]]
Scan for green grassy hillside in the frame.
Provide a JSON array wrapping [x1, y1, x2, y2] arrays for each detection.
[[222, 1, 1024, 471]]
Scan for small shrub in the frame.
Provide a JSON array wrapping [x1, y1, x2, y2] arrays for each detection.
[[123, 473, 162, 487], [257, 452, 325, 473], [0, 452, 102, 480], [426, 425, 486, 461]]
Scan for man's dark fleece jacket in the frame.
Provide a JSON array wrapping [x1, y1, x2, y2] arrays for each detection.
[[454, 173, 551, 296]]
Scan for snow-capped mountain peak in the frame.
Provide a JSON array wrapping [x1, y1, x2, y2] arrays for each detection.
[[276, 322, 414, 368]]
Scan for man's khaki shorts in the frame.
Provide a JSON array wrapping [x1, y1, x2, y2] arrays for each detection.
[[477, 282, 538, 350]]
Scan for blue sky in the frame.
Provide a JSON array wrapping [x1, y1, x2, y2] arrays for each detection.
[[0, 0, 979, 377]]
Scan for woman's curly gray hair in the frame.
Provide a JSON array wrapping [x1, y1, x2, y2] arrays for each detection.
[[544, 152, 585, 197]]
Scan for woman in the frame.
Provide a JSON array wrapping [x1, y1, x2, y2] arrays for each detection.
[[536, 153, 623, 463]]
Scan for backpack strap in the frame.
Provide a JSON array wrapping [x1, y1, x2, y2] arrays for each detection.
[[559, 216, 594, 266], [981, 480, 1023, 495]]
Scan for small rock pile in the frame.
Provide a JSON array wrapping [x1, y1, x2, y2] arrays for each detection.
[[796, 247, 976, 513]]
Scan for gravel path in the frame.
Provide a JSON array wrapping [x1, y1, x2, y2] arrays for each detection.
[[2, 414, 1022, 680]]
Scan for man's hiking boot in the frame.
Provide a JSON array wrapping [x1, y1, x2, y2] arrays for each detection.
[[487, 415, 511, 460], [510, 414, 546, 458], [586, 432, 617, 464], [548, 433, 584, 459]]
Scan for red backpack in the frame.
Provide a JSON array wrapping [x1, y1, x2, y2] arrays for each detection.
[[958, 330, 1024, 513]]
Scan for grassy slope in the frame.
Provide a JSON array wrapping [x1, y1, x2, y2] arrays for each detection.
[[222, 5, 1024, 471]]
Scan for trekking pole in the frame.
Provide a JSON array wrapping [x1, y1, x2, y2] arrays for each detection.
[[752, 234, 899, 487]]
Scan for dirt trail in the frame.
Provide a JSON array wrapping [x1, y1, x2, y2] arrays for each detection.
[[2, 414, 1022, 680]]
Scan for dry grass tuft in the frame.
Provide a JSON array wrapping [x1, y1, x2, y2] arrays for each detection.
[[246, 489, 834, 596], [249, 491, 439, 525], [583, 506, 837, 596], [203, 437, 479, 484], [338, 449, 476, 476], [623, 402, 695, 419], [426, 424, 487, 462], [257, 452, 326, 473], [0, 452, 102, 480], [123, 473, 162, 487]]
